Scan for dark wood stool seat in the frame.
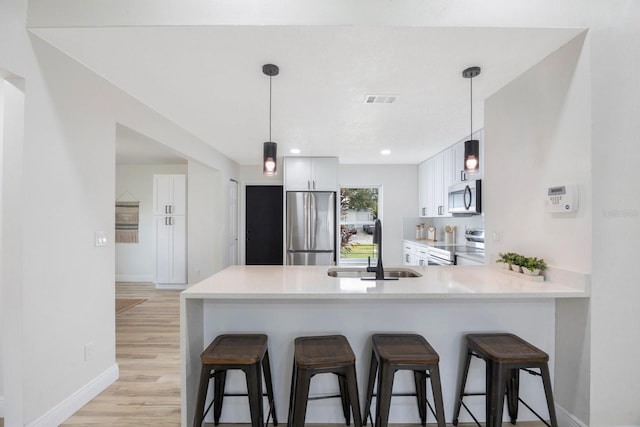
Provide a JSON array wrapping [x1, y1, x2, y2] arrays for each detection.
[[288, 335, 362, 427], [452, 333, 558, 427], [194, 334, 278, 427], [363, 334, 445, 427]]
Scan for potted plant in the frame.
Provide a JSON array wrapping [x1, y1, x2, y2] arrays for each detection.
[[496, 252, 518, 269], [521, 257, 547, 276], [510, 254, 526, 273]]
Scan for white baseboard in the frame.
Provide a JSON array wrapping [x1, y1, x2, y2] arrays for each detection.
[[556, 403, 588, 427], [116, 274, 153, 282], [0, 396, 4, 417], [26, 364, 119, 427], [155, 283, 188, 290]]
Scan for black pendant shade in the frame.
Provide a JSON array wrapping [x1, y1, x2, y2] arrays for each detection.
[[262, 64, 279, 176], [464, 139, 479, 172], [462, 66, 481, 173], [263, 141, 277, 175]]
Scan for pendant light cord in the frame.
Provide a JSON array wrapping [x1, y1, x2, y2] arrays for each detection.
[[469, 74, 473, 140], [269, 75, 272, 142]]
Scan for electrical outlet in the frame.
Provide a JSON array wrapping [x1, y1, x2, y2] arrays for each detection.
[[492, 231, 503, 242], [84, 341, 94, 361]]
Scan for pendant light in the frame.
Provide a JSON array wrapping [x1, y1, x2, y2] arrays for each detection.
[[462, 66, 481, 173], [262, 64, 279, 175]]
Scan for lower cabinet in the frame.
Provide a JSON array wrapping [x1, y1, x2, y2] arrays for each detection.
[[403, 241, 416, 266], [414, 245, 429, 267], [154, 215, 186, 284], [403, 240, 429, 267]]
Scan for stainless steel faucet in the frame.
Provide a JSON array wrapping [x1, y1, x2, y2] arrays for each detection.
[[367, 219, 384, 279]]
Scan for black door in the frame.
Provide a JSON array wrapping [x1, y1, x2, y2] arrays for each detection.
[[246, 185, 283, 265]]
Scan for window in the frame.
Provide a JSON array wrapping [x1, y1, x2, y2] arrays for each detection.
[[339, 187, 380, 265]]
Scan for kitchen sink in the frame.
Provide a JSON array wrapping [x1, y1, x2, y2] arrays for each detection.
[[327, 267, 422, 278]]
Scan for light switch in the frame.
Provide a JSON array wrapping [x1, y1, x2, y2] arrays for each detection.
[[95, 231, 107, 246]]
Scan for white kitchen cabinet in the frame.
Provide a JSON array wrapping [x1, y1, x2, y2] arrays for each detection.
[[154, 215, 186, 284], [284, 157, 338, 191], [414, 245, 429, 267], [153, 174, 187, 215], [403, 241, 429, 266], [418, 160, 429, 217], [153, 174, 187, 286], [441, 147, 454, 216], [418, 151, 451, 218], [403, 241, 416, 266]]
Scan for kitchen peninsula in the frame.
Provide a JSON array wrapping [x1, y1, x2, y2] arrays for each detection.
[[181, 265, 588, 426]]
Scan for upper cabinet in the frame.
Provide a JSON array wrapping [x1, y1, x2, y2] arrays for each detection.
[[153, 174, 187, 216], [418, 130, 482, 218], [284, 157, 338, 191], [418, 148, 453, 218]]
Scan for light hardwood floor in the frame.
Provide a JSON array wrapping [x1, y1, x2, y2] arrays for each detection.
[[63, 282, 182, 426], [61, 282, 545, 427]]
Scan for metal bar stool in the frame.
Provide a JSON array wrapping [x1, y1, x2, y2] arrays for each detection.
[[288, 335, 363, 427], [193, 334, 278, 427], [452, 333, 558, 427], [363, 334, 446, 427]]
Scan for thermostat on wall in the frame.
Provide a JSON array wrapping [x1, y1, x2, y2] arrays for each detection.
[[545, 185, 578, 213]]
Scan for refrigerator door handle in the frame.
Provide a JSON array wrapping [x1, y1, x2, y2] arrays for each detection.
[[309, 192, 316, 250], [303, 192, 310, 251]]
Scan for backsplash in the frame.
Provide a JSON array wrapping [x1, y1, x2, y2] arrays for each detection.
[[403, 215, 484, 245]]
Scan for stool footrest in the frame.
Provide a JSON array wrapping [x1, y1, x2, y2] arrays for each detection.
[[307, 393, 342, 401]]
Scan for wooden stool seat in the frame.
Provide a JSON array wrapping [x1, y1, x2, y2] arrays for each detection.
[[194, 334, 277, 427], [452, 333, 558, 427], [364, 334, 445, 427], [201, 334, 268, 364], [293, 335, 356, 368], [466, 333, 549, 364], [288, 335, 362, 427]]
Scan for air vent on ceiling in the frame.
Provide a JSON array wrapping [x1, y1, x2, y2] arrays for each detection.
[[364, 94, 397, 104]]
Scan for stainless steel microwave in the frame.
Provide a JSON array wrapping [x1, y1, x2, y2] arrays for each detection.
[[448, 180, 482, 215]]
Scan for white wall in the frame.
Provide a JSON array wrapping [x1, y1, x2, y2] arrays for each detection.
[[187, 160, 225, 284], [0, 1, 239, 424], [484, 33, 591, 272], [0, 77, 5, 414], [588, 3, 640, 425], [339, 164, 418, 265], [484, 33, 592, 424], [115, 164, 187, 282], [0, 73, 25, 424]]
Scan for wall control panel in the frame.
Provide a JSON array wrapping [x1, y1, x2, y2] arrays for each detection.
[[545, 185, 578, 213]]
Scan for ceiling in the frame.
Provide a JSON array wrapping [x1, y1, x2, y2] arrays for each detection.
[[33, 25, 584, 165], [116, 125, 187, 165]]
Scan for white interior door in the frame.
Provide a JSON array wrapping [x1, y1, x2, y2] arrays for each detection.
[[228, 179, 238, 265]]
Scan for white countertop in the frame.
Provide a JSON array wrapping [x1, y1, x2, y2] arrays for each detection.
[[181, 265, 589, 300]]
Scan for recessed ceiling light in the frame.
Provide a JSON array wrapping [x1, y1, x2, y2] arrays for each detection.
[[381, 149, 391, 155], [290, 148, 301, 154]]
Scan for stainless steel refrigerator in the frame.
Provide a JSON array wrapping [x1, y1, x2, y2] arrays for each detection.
[[286, 191, 336, 265]]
